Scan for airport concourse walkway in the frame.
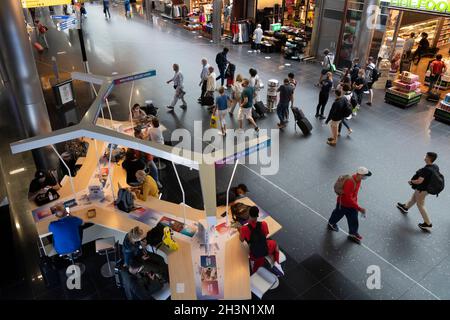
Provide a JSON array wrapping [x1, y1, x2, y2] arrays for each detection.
[[1, 3, 450, 300]]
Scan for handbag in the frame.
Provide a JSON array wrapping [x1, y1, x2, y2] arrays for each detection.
[[328, 56, 336, 72], [210, 108, 218, 129]]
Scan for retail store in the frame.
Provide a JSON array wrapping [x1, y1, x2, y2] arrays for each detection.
[[253, 0, 317, 59]]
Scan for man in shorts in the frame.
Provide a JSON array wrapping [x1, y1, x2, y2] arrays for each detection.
[[238, 79, 259, 134]]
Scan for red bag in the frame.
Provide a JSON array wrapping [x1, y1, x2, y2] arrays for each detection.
[[38, 25, 48, 34], [33, 42, 44, 53]]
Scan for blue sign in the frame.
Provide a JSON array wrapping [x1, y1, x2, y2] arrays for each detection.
[[215, 139, 271, 167], [113, 70, 157, 85], [51, 15, 72, 20]]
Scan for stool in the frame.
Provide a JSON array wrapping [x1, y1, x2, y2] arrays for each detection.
[[265, 250, 286, 267], [250, 267, 279, 299], [95, 237, 116, 278], [60, 249, 86, 276], [151, 282, 171, 300]]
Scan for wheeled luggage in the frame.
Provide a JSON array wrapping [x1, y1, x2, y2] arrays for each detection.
[[254, 101, 266, 117], [427, 76, 443, 103], [291, 107, 312, 135]]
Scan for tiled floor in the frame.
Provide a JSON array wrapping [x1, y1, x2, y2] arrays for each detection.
[[1, 3, 450, 300]]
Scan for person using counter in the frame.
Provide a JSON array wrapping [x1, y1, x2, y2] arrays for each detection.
[[134, 170, 159, 201], [131, 103, 147, 122], [238, 206, 284, 276], [216, 183, 248, 206], [28, 170, 59, 200], [48, 205, 83, 255], [122, 149, 146, 187], [121, 257, 163, 300], [122, 226, 147, 267]]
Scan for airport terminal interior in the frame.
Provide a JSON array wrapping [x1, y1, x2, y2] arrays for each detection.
[[1, 0, 450, 301]]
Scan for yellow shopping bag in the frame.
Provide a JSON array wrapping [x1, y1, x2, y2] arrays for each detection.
[[210, 110, 218, 129]]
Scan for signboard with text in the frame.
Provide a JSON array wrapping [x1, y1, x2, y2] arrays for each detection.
[[113, 70, 157, 85], [21, 0, 71, 9], [386, 0, 450, 16]]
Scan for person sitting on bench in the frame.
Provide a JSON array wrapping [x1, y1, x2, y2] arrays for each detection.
[[121, 257, 163, 300], [238, 206, 284, 276], [28, 170, 59, 201], [49, 205, 84, 255], [216, 183, 248, 206]]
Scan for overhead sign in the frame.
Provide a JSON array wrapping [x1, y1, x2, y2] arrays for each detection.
[[113, 70, 157, 85], [21, 0, 71, 8], [215, 139, 271, 167], [386, 0, 450, 15], [56, 18, 78, 31], [51, 15, 72, 20]]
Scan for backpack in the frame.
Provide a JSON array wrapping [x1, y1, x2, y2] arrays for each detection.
[[340, 97, 353, 118], [231, 202, 251, 222], [116, 188, 134, 212], [427, 167, 445, 196], [350, 65, 360, 81], [334, 175, 356, 195], [35, 188, 60, 206], [247, 222, 269, 258], [369, 66, 380, 83]]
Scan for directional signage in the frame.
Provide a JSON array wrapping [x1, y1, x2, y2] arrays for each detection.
[[51, 15, 72, 20], [21, 0, 71, 9], [113, 70, 157, 85], [55, 17, 78, 31], [215, 139, 271, 167]]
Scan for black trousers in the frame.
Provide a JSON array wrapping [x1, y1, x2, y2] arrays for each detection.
[[316, 92, 329, 116], [200, 80, 207, 99]]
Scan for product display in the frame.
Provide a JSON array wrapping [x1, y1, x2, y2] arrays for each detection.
[[434, 93, 450, 124], [266, 79, 278, 112], [385, 72, 423, 108]]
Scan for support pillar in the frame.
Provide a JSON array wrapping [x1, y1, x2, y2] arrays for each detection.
[[352, 0, 380, 64], [212, 0, 223, 43], [0, 0, 53, 170]]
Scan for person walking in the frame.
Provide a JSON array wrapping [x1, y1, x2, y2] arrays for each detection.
[[317, 49, 335, 85], [316, 72, 333, 119], [403, 33, 415, 59], [350, 58, 361, 86], [339, 84, 355, 136], [412, 32, 429, 64], [238, 79, 259, 134], [364, 57, 378, 106], [198, 58, 210, 103], [397, 152, 444, 231], [35, 20, 49, 49], [276, 78, 294, 129], [205, 66, 217, 110], [215, 86, 231, 136], [428, 54, 446, 94], [166, 64, 187, 111], [124, 0, 131, 18], [229, 74, 243, 115], [249, 68, 262, 105], [352, 69, 365, 114], [215, 47, 229, 86], [328, 167, 372, 243], [253, 24, 263, 53], [325, 89, 349, 146], [103, 0, 111, 19]]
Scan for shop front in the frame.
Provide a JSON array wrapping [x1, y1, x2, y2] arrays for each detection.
[[249, 0, 318, 59], [149, 0, 251, 42]]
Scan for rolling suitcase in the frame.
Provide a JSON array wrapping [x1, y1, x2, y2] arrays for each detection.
[[254, 101, 266, 117], [427, 76, 443, 103], [297, 118, 313, 135], [251, 108, 259, 120]]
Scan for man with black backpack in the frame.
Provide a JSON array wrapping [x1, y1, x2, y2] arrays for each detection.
[[365, 57, 379, 106], [397, 152, 444, 231], [328, 167, 372, 243], [216, 48, 229, 86], [325, 89, 352, 146], [238, 206, 284, 276]]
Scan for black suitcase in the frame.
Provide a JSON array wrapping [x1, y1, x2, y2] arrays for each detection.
[[251, 108, 259, 120], [427, 77, 443, 102], [296, 118, 313, 135], [291, 107, 305, 121], [254, 101, 266, 117]]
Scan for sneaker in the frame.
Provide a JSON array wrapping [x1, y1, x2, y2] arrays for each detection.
[[327, 140, 336, 146], [272, 262, 284, 277], [366, 102, 372, 106], [166, 106, 174, 111], [346, 114, 353, 120], [254, 127, 260, 135], [327, 137, 334, 141], [180, 104, 187, 109], [348, 233, 363, 243], [277, 123, 285, 128], [319, 115, 326, 120], [347, 128, 353, 135], [396, 203, 408, 214], [418, 222, 432, 231], [327, 223, 339, 232], [315, 114, 320, 118]]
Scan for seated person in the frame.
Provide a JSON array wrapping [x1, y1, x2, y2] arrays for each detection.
[[122, 226, 147, 267], [238, 206, 284, 276], [122, 149, 146, 186], [133, 148, 162, 189], [148, 117, 164, 145], [121, 257, 163, 300], [49, 205, 83, 255], [28, 170, 59, 200], [131, 103, 147, 123], [134, 170, 159, 201], [216, 183, 248, 206]]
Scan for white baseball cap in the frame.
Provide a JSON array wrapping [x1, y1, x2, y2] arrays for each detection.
[[357, 167, 372, 176]]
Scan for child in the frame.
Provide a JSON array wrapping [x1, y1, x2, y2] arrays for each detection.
[[215, 86, 231, 136]]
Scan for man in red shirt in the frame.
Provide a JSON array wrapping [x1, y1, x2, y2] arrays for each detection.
[[327, 167, 372, 243], [428, 54, 446, 94], [238, 206, 284, 276]]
